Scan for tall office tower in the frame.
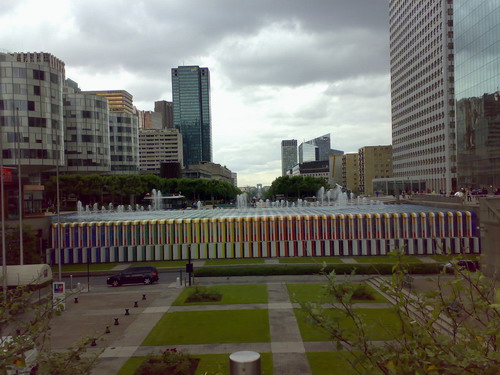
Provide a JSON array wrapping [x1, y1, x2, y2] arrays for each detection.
[[171, 66, 212, 167], [137, 109, 162, 130], [61, 87, 111, 174], [83, 90, 134, 114], [455, 0, 500, 189], [389, 0, 456, 193], [281, 139, 297, 175], [298, 134, 336, 164], [358, 145, 393, 195], [139, 128, 183, 175], [109, 112, 139, 174], [154, 100, 173, 129], [0, 52, 65, 215]]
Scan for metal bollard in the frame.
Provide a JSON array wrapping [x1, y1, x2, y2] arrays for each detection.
[[105, 326, 111, 334], [229, 351, 261, 375], [74, 297, 78, 303], [114, 318, 119, 326], [142, 294, 146, 300], [134, 301, 138, 307], [91, 338, 97, 347], [125, 308, 130, 316]]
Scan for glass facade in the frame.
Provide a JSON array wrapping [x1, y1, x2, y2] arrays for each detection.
[[109, 112, 139, 174], [61, 93, 111, 173], [281, 139, 297, 176], [455, 0, 500, 189], [171, 66, 212, 167]]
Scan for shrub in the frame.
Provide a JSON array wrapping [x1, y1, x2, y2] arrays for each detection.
[[185, 286, 222, 303], [134, 349, 198, 375], [329, 283, 375, 301]]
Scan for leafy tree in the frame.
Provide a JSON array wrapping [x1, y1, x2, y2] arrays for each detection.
[[0, 226, 40, 265], [0, 286, 99, 374], [301, 251, 499, 374], [267, 175, 328, 199]]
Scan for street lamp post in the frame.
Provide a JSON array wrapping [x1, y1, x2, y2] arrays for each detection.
[[15, 107, 23, 265]]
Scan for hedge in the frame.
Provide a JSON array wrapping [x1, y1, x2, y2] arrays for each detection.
[[193, 263, 443, 277]]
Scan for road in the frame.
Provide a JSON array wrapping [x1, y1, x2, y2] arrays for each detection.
[[60, 269, 182, 293]]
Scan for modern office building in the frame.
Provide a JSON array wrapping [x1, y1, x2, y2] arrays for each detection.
[[454, 0, 500, 189], [358, 145, 393, 195], [329, 154, 343, 187], [172, 66, 212, 166], [289, 160, 329, 181], [139, 128, 183, 175], [61, 85, 111, 174], [0, 51, 65, 216], [298, 142, 317, 163], [83, 90, 134, 114], [389, 0, 457, 193], [109, 112, 139, 174], [298, 134, 341, 164], [281, 139, 297, 176], [154, 100, 173, 129]]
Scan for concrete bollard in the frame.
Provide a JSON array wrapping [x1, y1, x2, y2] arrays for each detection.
[[229, 351, 261, 375], [176, 277, 181, 287]]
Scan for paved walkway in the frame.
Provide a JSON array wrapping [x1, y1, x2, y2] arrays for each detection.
[[46, 275, 399, 375]]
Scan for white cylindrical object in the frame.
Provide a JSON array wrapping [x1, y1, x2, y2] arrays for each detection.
[[176, 277, 181, 287], [230, 351, 261, 375]]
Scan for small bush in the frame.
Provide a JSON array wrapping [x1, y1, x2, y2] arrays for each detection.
[[330, 283, 375, 301], [185, 286, 222, 303], [134, 349, 198, 375]]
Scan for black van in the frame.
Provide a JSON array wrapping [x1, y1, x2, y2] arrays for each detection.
[[107, 266, 159, 286]]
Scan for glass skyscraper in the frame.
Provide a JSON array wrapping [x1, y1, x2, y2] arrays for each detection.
[[455, 0, 500, 189], [171, 66, 212, 167]]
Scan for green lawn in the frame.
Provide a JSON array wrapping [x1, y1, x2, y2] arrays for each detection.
[[294, 308, 401, 341], [173, 284, 268, 306], [353, 256, 422, 264], [287, 283, 387, 304], [142, 309, 270, 345], [308, 352, 367, 375], [117, 353, 274, 375], [204, 258, 265, 265], [279, 257, 343, 264], [51, 263, 117, 273], [130, 260, 187, 268]]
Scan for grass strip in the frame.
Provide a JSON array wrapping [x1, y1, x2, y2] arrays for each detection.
[[142, 309, 270, 345], [204, 258, 265, 265], [279, 257, 343, 264], [295, 308, 401, 341]]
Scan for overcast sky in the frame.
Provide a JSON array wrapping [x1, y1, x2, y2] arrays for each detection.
[[1, 0, 392, 187]]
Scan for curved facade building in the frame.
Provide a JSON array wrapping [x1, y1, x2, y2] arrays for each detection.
[[0, 52, 64, 173], [109, 112, 139, 174], [61, 93, 111, 173]]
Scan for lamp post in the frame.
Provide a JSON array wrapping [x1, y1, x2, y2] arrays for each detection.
[[1, 115, 7, 300], [57, 162, 62, 282], [15, 107, 23, 265]]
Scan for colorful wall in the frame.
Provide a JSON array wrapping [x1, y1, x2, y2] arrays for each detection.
[[47, 211, 480, 264]]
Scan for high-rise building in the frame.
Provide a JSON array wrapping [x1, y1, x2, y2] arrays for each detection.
[[389, 0, 456, 193], [298, 134, 341, 164], [154, 100, 173, 129], [281, 139, 297, 176], [455, 0, 500, 189], [171, 66, 212, 167], [0, 51, 65, 216], [298, 142, 317, 163], [358, 145, 393, 195], [137, 110, 162, 130], [83, 90, 134, 114], [139, 128, 183, 175]]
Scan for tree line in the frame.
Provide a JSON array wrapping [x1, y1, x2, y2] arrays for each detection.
[[44, 174, 241, 206], [264, 175, 329, 200]]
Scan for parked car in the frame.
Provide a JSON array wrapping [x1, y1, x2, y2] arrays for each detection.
[[444, 259, 479, 273], [106, 266, 159, 287]]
